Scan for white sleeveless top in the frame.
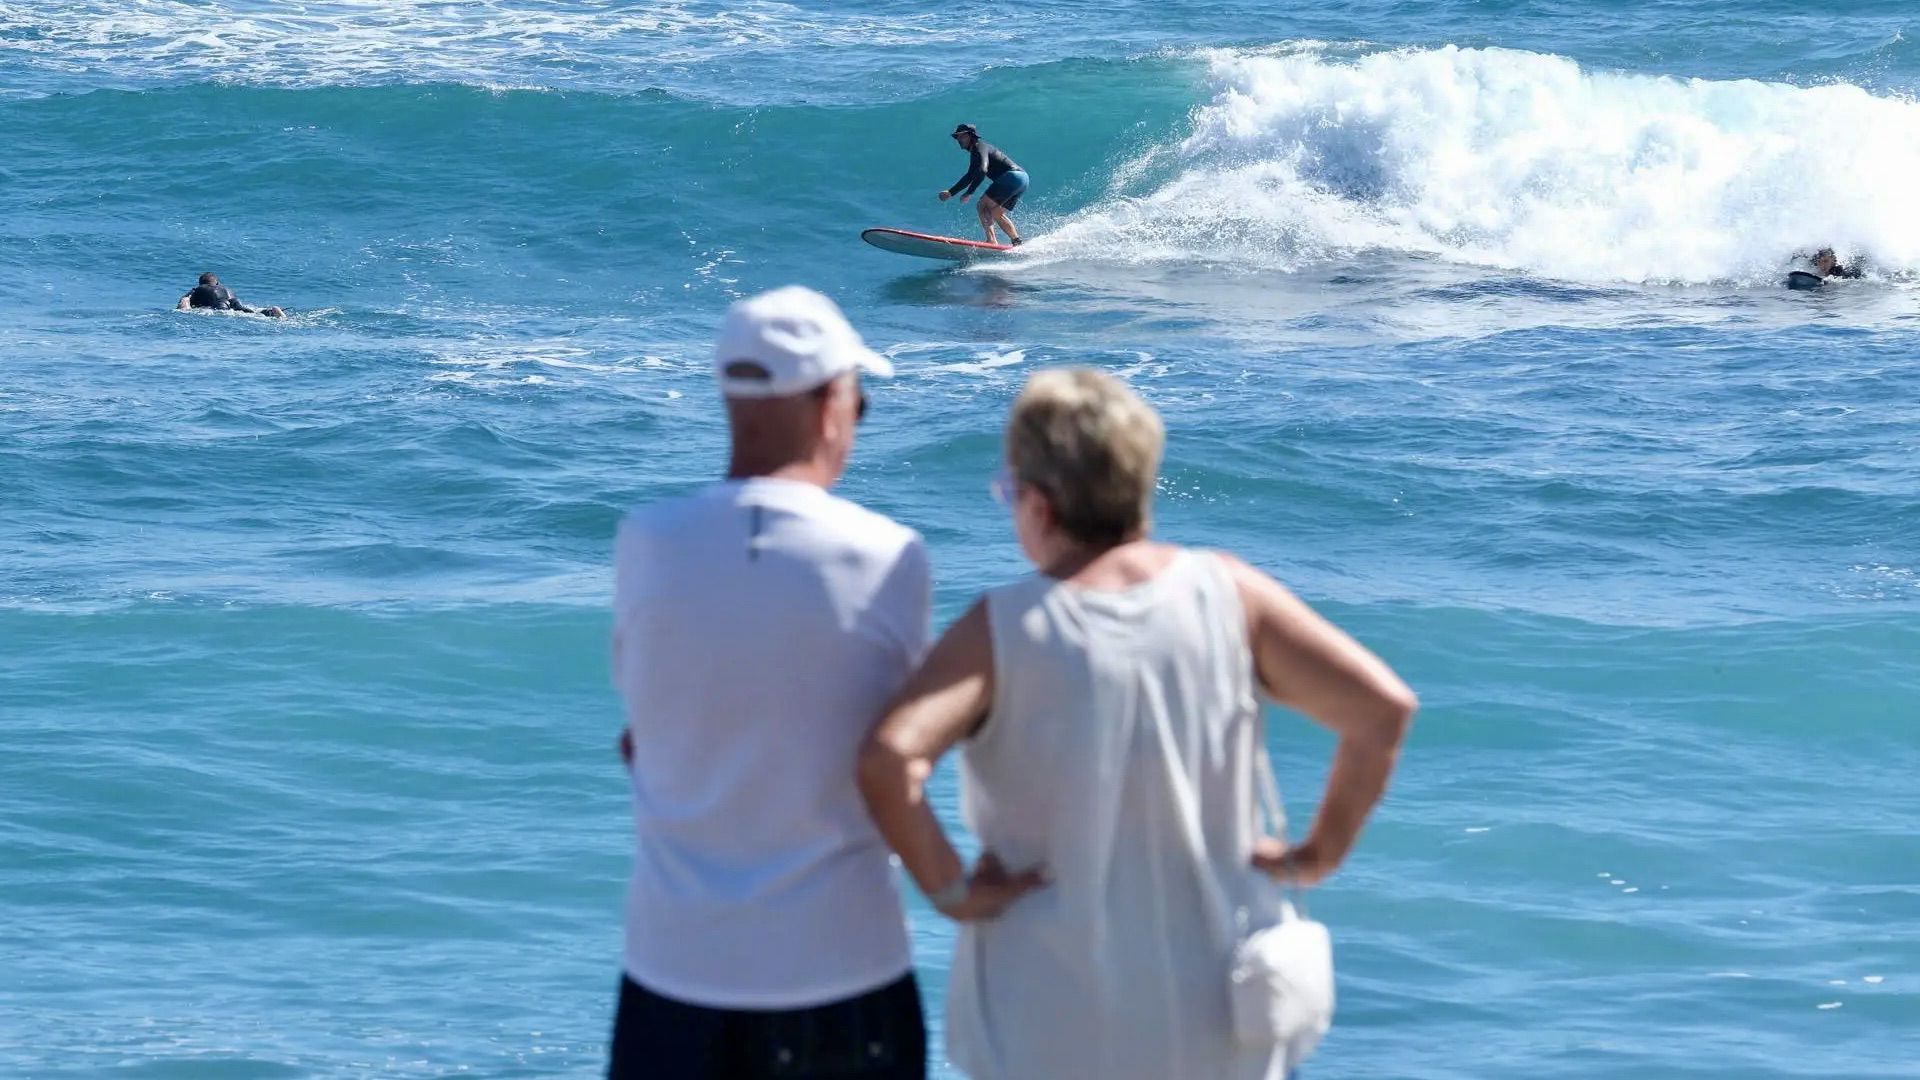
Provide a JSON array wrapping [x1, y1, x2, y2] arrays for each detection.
[[947, 550, 1287, 1080]]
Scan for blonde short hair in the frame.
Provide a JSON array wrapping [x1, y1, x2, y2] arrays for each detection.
[[1005, 368, 1164, 545]]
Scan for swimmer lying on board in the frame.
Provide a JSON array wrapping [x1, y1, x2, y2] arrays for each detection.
[[177, 272, 285, 318]]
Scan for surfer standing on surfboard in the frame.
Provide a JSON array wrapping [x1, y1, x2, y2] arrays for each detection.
[[939, 123, 1028, 247]]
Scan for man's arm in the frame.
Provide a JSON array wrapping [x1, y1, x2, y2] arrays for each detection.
[[948, 145, 988, 197], [612, 517, 642, 769], [176, 294, 192, 311]]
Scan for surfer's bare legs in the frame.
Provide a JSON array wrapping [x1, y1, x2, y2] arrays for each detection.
[[975, 196, 1021, 245], [973, 197, 1001, 244], [990, 202, 1021, 245]]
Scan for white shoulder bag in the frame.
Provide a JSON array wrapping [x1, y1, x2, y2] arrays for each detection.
[[1154, 715, 1335, 1070]]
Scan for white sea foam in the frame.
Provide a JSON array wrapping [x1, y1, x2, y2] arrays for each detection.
[[423, 340, 681, 387], [0, 1, 1006, 92], [1038, 45, 1920, 285], [924, 349, 1028, 376]]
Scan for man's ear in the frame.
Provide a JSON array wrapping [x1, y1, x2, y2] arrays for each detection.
[[816, 379, 850, 439]]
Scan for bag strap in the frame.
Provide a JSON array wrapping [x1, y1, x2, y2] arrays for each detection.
[[1254, 741, 1311, 919], [1154, 708, 1311, 948], [1150, 706, 1246, 948], [1255, 740, 1286, 838]]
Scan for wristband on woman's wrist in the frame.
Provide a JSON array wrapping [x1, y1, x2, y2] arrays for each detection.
[[926, 873, 968, 911]]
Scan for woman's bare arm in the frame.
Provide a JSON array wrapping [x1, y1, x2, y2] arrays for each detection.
[[856, 600, 1044, 920], [1220, 553, 1418, 884]]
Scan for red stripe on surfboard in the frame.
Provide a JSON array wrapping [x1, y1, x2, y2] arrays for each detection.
[[863, 228, 1010, 251]]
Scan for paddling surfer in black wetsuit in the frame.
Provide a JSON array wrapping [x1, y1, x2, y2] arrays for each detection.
[[939, 123, 1029, 246], [1810, 248, 1862, 280], [177, 272, 284, 318]]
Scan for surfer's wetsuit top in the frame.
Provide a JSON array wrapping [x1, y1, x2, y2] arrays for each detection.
[[186, 283, 257, 313], [949, 141, 1029, 209]]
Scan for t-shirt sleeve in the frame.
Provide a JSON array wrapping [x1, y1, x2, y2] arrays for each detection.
[[875, 533, 934, 670], [611, 516, 647, 692], [904, 537, 933, 665]]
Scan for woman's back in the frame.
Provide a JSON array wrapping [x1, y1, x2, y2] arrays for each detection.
[[949, 548, 1285, 1080]]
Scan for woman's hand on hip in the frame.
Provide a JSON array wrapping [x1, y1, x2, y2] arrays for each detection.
[[937, 852, 1047, 921], [1251, 835, 1339, 888]]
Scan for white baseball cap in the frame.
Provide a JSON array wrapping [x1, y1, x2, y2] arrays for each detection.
[[713, 285, 895, 398]]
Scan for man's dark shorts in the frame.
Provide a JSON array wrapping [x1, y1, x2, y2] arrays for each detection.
[[983, 169, 1029, 212], [607, 972, 926, 1080]]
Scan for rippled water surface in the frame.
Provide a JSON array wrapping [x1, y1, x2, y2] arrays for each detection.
[[3, 2, 1917, 1077]]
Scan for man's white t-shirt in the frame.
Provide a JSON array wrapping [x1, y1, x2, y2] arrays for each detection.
[[612, 477, 930, 1009]]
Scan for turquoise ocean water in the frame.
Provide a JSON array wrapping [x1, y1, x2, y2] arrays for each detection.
[[3, 2, 1917, 1076]]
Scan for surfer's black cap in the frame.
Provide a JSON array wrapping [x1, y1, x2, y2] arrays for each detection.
[[952, 123, 978, 139]]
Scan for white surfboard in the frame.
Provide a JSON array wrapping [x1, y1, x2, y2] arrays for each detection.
[[862, 227, 1013, 263]]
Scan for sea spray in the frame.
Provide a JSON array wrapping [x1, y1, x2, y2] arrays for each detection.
[[1042, 46, 1920, 284]]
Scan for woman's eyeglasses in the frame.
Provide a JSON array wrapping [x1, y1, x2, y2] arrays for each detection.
[[990, 466, 1017, 504]]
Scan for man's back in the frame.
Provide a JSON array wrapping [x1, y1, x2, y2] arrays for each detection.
[[613, 477, 929, 1009], [187, 283, 238, 309]]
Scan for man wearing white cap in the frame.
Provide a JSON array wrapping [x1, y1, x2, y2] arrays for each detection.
[[606, 286, 929, 1079]]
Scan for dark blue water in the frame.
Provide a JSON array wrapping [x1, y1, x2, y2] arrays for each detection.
[[4, 3, 1917, 1077]]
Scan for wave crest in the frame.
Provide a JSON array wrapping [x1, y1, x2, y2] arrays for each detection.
[[1042, 46, 1920, 284]]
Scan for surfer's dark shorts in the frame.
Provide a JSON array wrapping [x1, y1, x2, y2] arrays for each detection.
[[984, 169, 1029, 211]]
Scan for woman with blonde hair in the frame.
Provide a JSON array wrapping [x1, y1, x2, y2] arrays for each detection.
[[857, 368, 1417, 1079]]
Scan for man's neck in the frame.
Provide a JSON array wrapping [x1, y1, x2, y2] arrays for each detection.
[[725, 457, 835, 488]]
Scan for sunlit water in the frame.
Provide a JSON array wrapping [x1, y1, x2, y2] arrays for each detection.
[[3, 3, 1916, 1077]]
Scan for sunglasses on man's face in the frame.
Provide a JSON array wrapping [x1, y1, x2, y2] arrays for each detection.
[[814, 382, 869, 423]]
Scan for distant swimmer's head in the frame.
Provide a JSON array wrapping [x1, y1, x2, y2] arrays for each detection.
[[951, 123, 978, 149], [198, 272, 220, 286]]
